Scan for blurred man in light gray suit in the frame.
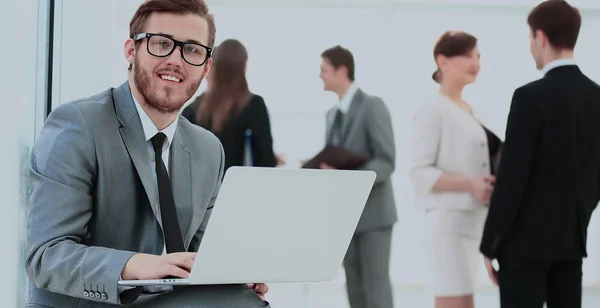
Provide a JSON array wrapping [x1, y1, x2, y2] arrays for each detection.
[[319, 46, 397, 308], [25, 1, 269, 307]]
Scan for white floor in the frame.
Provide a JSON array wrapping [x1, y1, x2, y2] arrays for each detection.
[[264, 282, 600, 308]]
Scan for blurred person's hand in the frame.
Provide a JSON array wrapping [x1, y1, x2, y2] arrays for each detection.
[[320, 162, 336, 170], [468, 175, 495, 203], [484, 257, 499, 285], [247, 283, 269, 300], [275, 154, 286, 166]]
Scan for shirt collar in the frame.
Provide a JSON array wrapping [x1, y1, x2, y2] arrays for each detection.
[[131, 91, 178, 149], [542, 58, 577, 75], [337, 83, 358, 113]]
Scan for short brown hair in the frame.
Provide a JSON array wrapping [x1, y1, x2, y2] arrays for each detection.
[[321, 45, 355, 81], [432, 31, 478, 82], [527, 0, 581, 50], [130, 0, 216, 47]]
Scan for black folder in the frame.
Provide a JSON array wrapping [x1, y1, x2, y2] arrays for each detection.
[[302, 146, 369, 170]]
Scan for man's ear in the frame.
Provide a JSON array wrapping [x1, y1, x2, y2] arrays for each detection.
[[204, 58, 213, 76], [124, 38, 136, 64], [337, 65, 349, 79], [534, 29, 547, 47]]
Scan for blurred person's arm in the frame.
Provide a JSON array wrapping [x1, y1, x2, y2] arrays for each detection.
[[357, 98, 395, 185], [410, 102, 493, 201], [480, 87, 542, 259]]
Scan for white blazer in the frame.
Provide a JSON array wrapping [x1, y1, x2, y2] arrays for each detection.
[[410, 92, 492, 211]]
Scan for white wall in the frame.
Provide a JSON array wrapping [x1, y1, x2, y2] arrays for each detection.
[[3, 0, 51, 306], [51, 0, 600, 303], [0, 2, 23, 306]]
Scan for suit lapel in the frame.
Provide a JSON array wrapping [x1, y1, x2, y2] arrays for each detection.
[[114, 82, 159, 220], [340, 89, 364, 145], [325, 109, 336, 145], [170, 127, 194, 247]]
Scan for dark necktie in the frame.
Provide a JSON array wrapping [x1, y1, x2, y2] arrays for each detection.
[[330, 109, 344, 146], [151, 133, 185, 253]]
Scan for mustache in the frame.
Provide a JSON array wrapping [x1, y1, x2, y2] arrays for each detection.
[[155, 67, 186, 79]]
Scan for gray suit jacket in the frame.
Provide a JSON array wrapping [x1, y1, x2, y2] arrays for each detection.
[[25, 82, 224, 307], [326, 88, 398, 233]]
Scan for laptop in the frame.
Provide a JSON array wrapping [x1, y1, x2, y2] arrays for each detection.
[[118, 166, 376, 286]]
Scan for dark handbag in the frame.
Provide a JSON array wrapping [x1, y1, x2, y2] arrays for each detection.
[[481, 125, 503, 174]]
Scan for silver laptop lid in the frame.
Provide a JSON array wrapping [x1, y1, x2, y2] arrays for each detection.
[[189, 167, 376, 284]]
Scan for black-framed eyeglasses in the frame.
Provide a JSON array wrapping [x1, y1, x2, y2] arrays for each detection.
[[134, 32, 212, 66]]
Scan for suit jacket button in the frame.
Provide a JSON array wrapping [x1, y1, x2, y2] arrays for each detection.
[[482, 163, 487, 167], [83, 291, 89, 297], [102, 292, 108, 300]]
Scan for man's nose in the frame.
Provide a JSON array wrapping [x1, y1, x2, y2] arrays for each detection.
[[165, 46, 184, 67]]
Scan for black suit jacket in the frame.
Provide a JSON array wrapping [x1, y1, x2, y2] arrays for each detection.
[[480, 65, 600, 260]]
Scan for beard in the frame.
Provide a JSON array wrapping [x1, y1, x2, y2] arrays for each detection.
[[133, 57, 203, 114]]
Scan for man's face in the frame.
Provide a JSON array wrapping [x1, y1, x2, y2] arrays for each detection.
[[126, 12, 212, 113], [319, 59, 343, 92]]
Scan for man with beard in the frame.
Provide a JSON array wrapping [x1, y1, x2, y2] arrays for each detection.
[[24, 1, 270, 307]]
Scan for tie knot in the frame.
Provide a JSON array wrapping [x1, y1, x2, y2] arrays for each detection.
[[151, 132, 167, 152]]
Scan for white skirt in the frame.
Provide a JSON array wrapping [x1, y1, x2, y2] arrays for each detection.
[[424, 208, 488, 297]]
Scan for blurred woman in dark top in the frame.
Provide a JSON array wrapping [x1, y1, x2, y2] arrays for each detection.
[[182, 39, 279, 171]]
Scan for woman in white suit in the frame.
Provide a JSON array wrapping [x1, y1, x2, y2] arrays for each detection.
[[410, 31, 502, 308]]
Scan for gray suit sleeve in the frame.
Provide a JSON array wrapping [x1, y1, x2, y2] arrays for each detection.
[[189, 141, 225, 252], [25, 104, 137, 304], [360, 99, 396, 185]]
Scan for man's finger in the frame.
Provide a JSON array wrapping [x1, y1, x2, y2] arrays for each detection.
[[489, 270, 498, 285], [485, 263, 498, 285], [254, 283, 268, 294], [320, 163, 334, 169], [168, 252, 196, 260], [168, 256, 195, 272], [164, 265, 190, 278]]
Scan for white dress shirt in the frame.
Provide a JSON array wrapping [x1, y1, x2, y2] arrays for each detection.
[[131, 93, 178, 256], [542, 58, 577, 74], [337, 83, 359, 113], [119, 93, 179, 288]]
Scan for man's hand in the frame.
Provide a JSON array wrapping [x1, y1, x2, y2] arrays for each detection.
[[484, 256, 499, 285], [275, 154, 286, 166], [121, 252, 196, 280], [320, 162, 336, 169], [247, 283, 269, 300]]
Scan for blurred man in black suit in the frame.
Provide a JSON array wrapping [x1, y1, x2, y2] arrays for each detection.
[[480, 1, 600, 307]]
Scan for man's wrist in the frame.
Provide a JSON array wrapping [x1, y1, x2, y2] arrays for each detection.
[[121, 253, 140, 281]]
